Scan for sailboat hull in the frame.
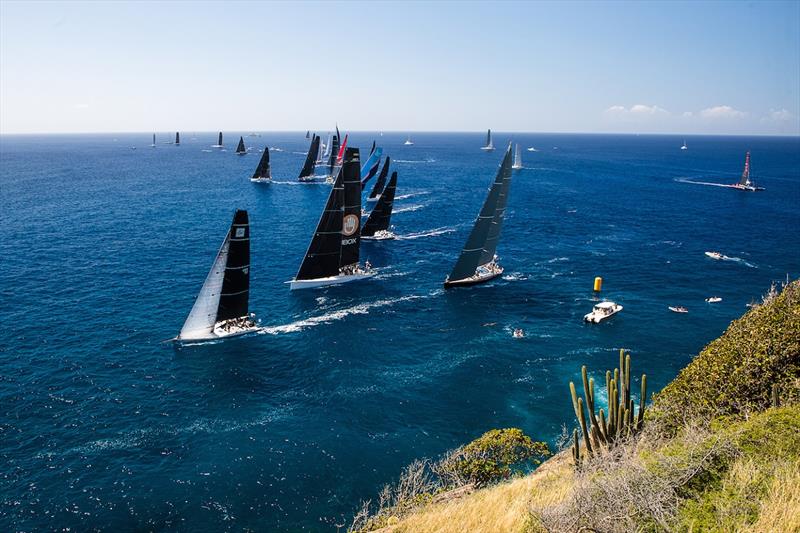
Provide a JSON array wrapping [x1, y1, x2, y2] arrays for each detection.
[[250, 177, 271, 184], [444, 268, 504, 288], [480, 146, 495, 151], [288, 272, 375, 290], [361, 230, 394, 241], [174, 326, 260, 344]]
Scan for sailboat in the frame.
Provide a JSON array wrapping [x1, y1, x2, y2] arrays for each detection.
[[681, 139, 688, 150], [367, 157, 391, 202], [404, 136, 414, 146], [444, 143, 513, 288], [212, 132, 224, 148], [299, 134, 321, 181], [480, 129, 495, 151], [250, 146, 272, 183], [362, 171, 398, 240], [305, 130, 310, 139], [235, 136, 247, 155], [174, 210, 259, 342], [150, 133, 156, 147], [360, 146, 384, 186], [314, 134, 327, 166], [328, 134, 347, 183], [731, 151, 764, 191], [289, 147, 374, 289], [327, 130, 340, 177], [175, 132, 181, 145], [512, 144, 523, 170]]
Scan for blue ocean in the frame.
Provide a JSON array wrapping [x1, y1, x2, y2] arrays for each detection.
[[1, 132, 798, 531]]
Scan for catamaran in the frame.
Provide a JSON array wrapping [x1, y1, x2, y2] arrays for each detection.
[[512, 144, 523, 170], [250, 146, 272, 183], [444, 143, 513, 288], [367, 157, 391, 203], [289, 147, 374, 289], [480, 129, 495, 151], [174, 210, 259, 342], [175, 132, 181, 145], [362, 171, 398, 240], [235, 136, 247, 155], [212, 132, 224, 148], [299, 134, 321, 181], [404, 136, 414, 146], [731, 151, 764, 191]]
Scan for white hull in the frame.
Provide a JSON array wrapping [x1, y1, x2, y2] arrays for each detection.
[[211, 144, 223, 148], [250, 177, 271, 183], [288, 272, 375, 290], [584, 303, 623, 323], [512, 164, 523, 170], [480, 146, 495, 151], [362, 230, 395, 241], [705, 251, 726, 260], [444, 265, 503, 287]]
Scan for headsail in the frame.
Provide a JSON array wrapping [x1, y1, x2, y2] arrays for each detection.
[[179, 210, 250, 339], [368, 157, 391, 200], [739, 151, 751, 186], [446, 144, 513, 283], [363, 171, 397, 236], [299, 134, 320, 180], [360, 146, 384, 185], [236, 136, 247, 154], [328, 132, 340, 174], [252, 147, 271, 180]]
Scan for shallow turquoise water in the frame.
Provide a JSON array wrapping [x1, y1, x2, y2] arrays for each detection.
[[1, 132, 798, 530]]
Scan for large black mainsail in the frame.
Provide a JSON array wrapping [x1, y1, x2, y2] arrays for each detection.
[[327, 133, 340, 174], [175, 132, 180, 145], [216, 210, 251, 322], [339, 148, 362, 268], [236, 136, 246, 154], [445, 144, 513, 286], [251, 147, 271, 181], [217, 132, 223, 146], [299, 134, 319, 180], [368, 157, 391, 200], [363, 171, 397, 237]]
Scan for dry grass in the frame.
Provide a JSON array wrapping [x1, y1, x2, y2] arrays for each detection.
[[372, 453, 573, 533], [746, 459, 800, 533]]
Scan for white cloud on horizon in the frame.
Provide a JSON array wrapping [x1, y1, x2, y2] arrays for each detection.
[[605, 104, 669, 116], [699, 105, 746, 119], [766, 108, 793, 122]]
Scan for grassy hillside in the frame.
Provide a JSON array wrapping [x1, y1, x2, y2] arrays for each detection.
[[358, 280, 800, 533]]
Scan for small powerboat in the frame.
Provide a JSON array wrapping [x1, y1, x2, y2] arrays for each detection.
[[512, 328, 525, 338], [705, 297, 722, 303], [669, 306, 689, 313], [584, 301, 623, 323], [705, 251, 726, 260]]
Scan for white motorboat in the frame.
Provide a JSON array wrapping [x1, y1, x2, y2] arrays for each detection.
[[705, 251, 726, 260], [681, 140, 688, 150], [583, 301, 623, 323], [669, 306, 689, 313], [404, 136, 414, 146], [705, 296, 722, 303]]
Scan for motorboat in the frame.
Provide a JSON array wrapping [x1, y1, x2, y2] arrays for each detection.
[[669, 306, 689, 313], [705, 297, 722, 303], [583, 301, 623, 323], [705, 251, 726, 260]]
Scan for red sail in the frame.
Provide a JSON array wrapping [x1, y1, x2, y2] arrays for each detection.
[[336, 134, 348, 166]]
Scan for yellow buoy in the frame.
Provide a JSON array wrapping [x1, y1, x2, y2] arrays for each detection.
[[593, 276, 603, 292]]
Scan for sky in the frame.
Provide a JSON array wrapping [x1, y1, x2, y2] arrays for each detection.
[[1, 1, 798, 135]]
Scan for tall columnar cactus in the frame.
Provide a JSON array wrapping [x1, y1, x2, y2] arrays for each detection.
[[569, 350, 647, 465]]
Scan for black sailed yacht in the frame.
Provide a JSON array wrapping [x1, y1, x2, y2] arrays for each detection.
[[362, 171, 397, 240], [480, 129, 495, 151], [288, 147, 374, 289], [299, 134, 321, 181], [367, 157, 391, 203], [212, 132, 224, 148], [444, 143, 513, 288], [175, 132, 180, 145], [250, 146, 272, 183], [732, 151, 765, 191], [175, 210, 259, 342], [235, 136, 247, 155]]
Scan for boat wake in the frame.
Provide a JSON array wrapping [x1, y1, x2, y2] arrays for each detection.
[[395, 191, 431, 200], [675, 177, 738, 188], [271, 180, 323, 186], [395, 226, 456, 240], [261, 295, 423, 335], [502, 272, 528, 281], [394, 204, 426, 214], [394, 158, 435, 164], [722, 256, 757, 268]]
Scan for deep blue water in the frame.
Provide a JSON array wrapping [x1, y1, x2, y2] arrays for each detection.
[[1, 132, 798, 531]]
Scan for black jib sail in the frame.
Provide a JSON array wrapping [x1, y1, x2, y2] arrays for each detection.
[[339, 148, 362, 268], [446, 144, 513, 284], [216, 210, 251, 322], [486, 129, 492, 146], [368, 157, 391, 200], [363, 171, 397, 237], [252, 147, 271, 180], [299, 134, 319, 180], [236, 136, 246, 154], [175, 132, 180, 145]]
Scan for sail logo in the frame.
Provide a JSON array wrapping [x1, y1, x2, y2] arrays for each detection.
[[342, 214, 359, 236], [342, 238, 357, 246], [235, 228, 246, 238]]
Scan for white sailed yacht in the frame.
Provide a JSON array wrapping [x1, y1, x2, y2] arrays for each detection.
[[480, 129, 495, 151], [174, 210, 260, 342], [512, 144, 523, 170], [289, 147, 374, 289], [404, 136, 414, 146]]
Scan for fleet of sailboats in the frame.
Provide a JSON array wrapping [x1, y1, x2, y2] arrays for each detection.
[[445, 143, 512, 288], [174, 210, 259, 342]]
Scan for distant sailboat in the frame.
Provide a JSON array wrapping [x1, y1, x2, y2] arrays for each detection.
[[299, 134, 321, 181], [444, 143, 513, 288], [512, 144, 523, 170], [404, 136, 414, 146], [362, 171, 398, 240], [480, 129, 495, 151], [305, 130, 310, 139], [250, 146, 272, 183], [235, 136, 247, 155], [174, 210, 259, 342], [367, 157, 391, 202], [681, 139, 688, 150], [175, 132, 180, 145], [731, 151, 764, 191], [289, 147, 374, 289], [212, 132, 224, 148], [151, 133, 156, 147]]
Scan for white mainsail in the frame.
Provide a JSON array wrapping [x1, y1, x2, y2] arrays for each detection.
[[179, 236, 230, 339], [512, 144, 523, 169]]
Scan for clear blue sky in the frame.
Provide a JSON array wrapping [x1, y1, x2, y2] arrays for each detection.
[[1, 0, 798, 135]]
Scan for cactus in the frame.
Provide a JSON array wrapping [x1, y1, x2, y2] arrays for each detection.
[[568, 350, 648, 464]]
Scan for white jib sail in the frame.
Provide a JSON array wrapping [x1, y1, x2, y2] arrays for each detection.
[[179, 235, 231, 339]]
